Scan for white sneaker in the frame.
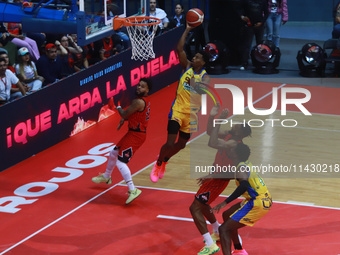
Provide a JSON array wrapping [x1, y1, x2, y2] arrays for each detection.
[[126, 188, 142, 204], [91, 173, 112, 184]]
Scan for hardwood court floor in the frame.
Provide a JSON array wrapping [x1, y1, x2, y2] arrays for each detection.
[[1, 79, 340, 254], [136, 79, 340, 208], [136, 110, 340, 208]]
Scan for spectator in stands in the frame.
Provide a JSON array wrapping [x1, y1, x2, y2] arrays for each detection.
[[265, 0, 288, 47], [15, 47, 44, 93], [10, 0, 46, 48], [149, 0, 169, 34], [0, 48, 30, 99], [5, 21, 46, 49], [84, 42, 99, 66], [333, 1, 340, 38], [0, 57, 27, 105], [237, 0, 268, 70], [36, 43, 63, 86], [96, 35, 123, 61], [69, 34, 89, 71], [0, 48, 15, 72], [168, 3, 186, 29], [0, 22, 40, 62], [60, 35, 83, 55], [56, 35, 83, 75], [0, 43, 17, 68]]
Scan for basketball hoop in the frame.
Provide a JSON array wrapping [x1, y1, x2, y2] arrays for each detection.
[[113, 16, 161, 61]]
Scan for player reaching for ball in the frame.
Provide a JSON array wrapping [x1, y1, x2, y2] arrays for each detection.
[[91, 78, 152, 205], [191, 105, 252, 255], [150, 21, 210, 183]]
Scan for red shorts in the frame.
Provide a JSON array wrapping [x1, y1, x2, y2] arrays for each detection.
[[195, 179, 230, 205], [116, 131, 146, 163]]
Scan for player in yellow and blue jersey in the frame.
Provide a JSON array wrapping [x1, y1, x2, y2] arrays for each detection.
[[211, 142, 272, 255], [150, 22, 210, 183]]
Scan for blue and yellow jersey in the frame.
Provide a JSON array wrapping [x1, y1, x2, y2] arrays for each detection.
[[235, 160, 269, 200], [171, 67, 207, 114]]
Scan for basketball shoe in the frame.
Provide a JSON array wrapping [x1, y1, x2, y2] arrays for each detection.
[[198, 242, 220, 255], [232, 249, 248, 255], [210, 232, 220, 242], [126, 188, 142, 204], [158, 162, 168, 179], [203, 233, 220, 243], [91, 173, 112, 184], [150, 161, 162, 182]]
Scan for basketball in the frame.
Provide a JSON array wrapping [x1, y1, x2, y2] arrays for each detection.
[[186, 8, 204, 27]]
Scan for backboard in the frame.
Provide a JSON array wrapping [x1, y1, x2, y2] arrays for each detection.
[[77, 0, 148, 46]]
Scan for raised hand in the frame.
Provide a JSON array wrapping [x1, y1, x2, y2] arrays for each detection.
[[219, 108, 229, 119], [210, 103, 220, 117]]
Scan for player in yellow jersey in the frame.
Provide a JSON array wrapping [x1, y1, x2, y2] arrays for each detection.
[[210, 141, 272, 255], [150, 22, 210, 183]]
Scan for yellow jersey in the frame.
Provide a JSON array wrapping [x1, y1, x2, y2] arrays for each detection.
[[171, 67, 207, 114], [235, 160, 269, 200]]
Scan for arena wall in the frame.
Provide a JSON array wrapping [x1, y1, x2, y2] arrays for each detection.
[[0, 27, 184, 172]]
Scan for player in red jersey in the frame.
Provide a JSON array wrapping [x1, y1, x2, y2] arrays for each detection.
[[190, 105, 251, 255], [91, 78, 152, 204]]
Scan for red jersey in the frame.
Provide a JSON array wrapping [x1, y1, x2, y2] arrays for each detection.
[[128, 97, 150, 133], [7, 23, 20, 35], [195, 133, 242, 204], [102, 38, 113, 58]]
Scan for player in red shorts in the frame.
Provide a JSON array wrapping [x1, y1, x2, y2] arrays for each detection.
[[190, 105, 251, 255], [91, 78, 152, 204]]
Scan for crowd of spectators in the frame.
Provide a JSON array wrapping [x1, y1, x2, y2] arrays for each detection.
[[0, 0, 203, 105], [1, 0, 338, 104], [0, 19, 126, 105]]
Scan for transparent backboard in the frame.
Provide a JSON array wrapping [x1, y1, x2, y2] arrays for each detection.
[[77, 0, 147, 46]]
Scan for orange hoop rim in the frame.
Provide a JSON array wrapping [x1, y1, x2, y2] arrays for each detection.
[[113, 16, 161, 30]]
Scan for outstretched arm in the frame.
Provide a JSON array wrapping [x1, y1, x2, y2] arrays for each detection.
[[116, 98, 145, 119], [177, 23, 194, 69], [208, 109, 235, 150], [207, 105, 229, 138], [211, 170, 249, 214]]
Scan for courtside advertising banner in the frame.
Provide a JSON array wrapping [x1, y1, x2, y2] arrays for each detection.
[[0, 28, 183, 172]]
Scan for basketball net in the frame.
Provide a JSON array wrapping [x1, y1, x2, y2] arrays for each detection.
[[114, 16, 161, 61]]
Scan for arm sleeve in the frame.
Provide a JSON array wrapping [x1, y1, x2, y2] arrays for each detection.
[[225, 180, 249, 204]]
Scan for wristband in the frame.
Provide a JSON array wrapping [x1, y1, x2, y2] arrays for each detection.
[[116, 106, 122, 109]]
